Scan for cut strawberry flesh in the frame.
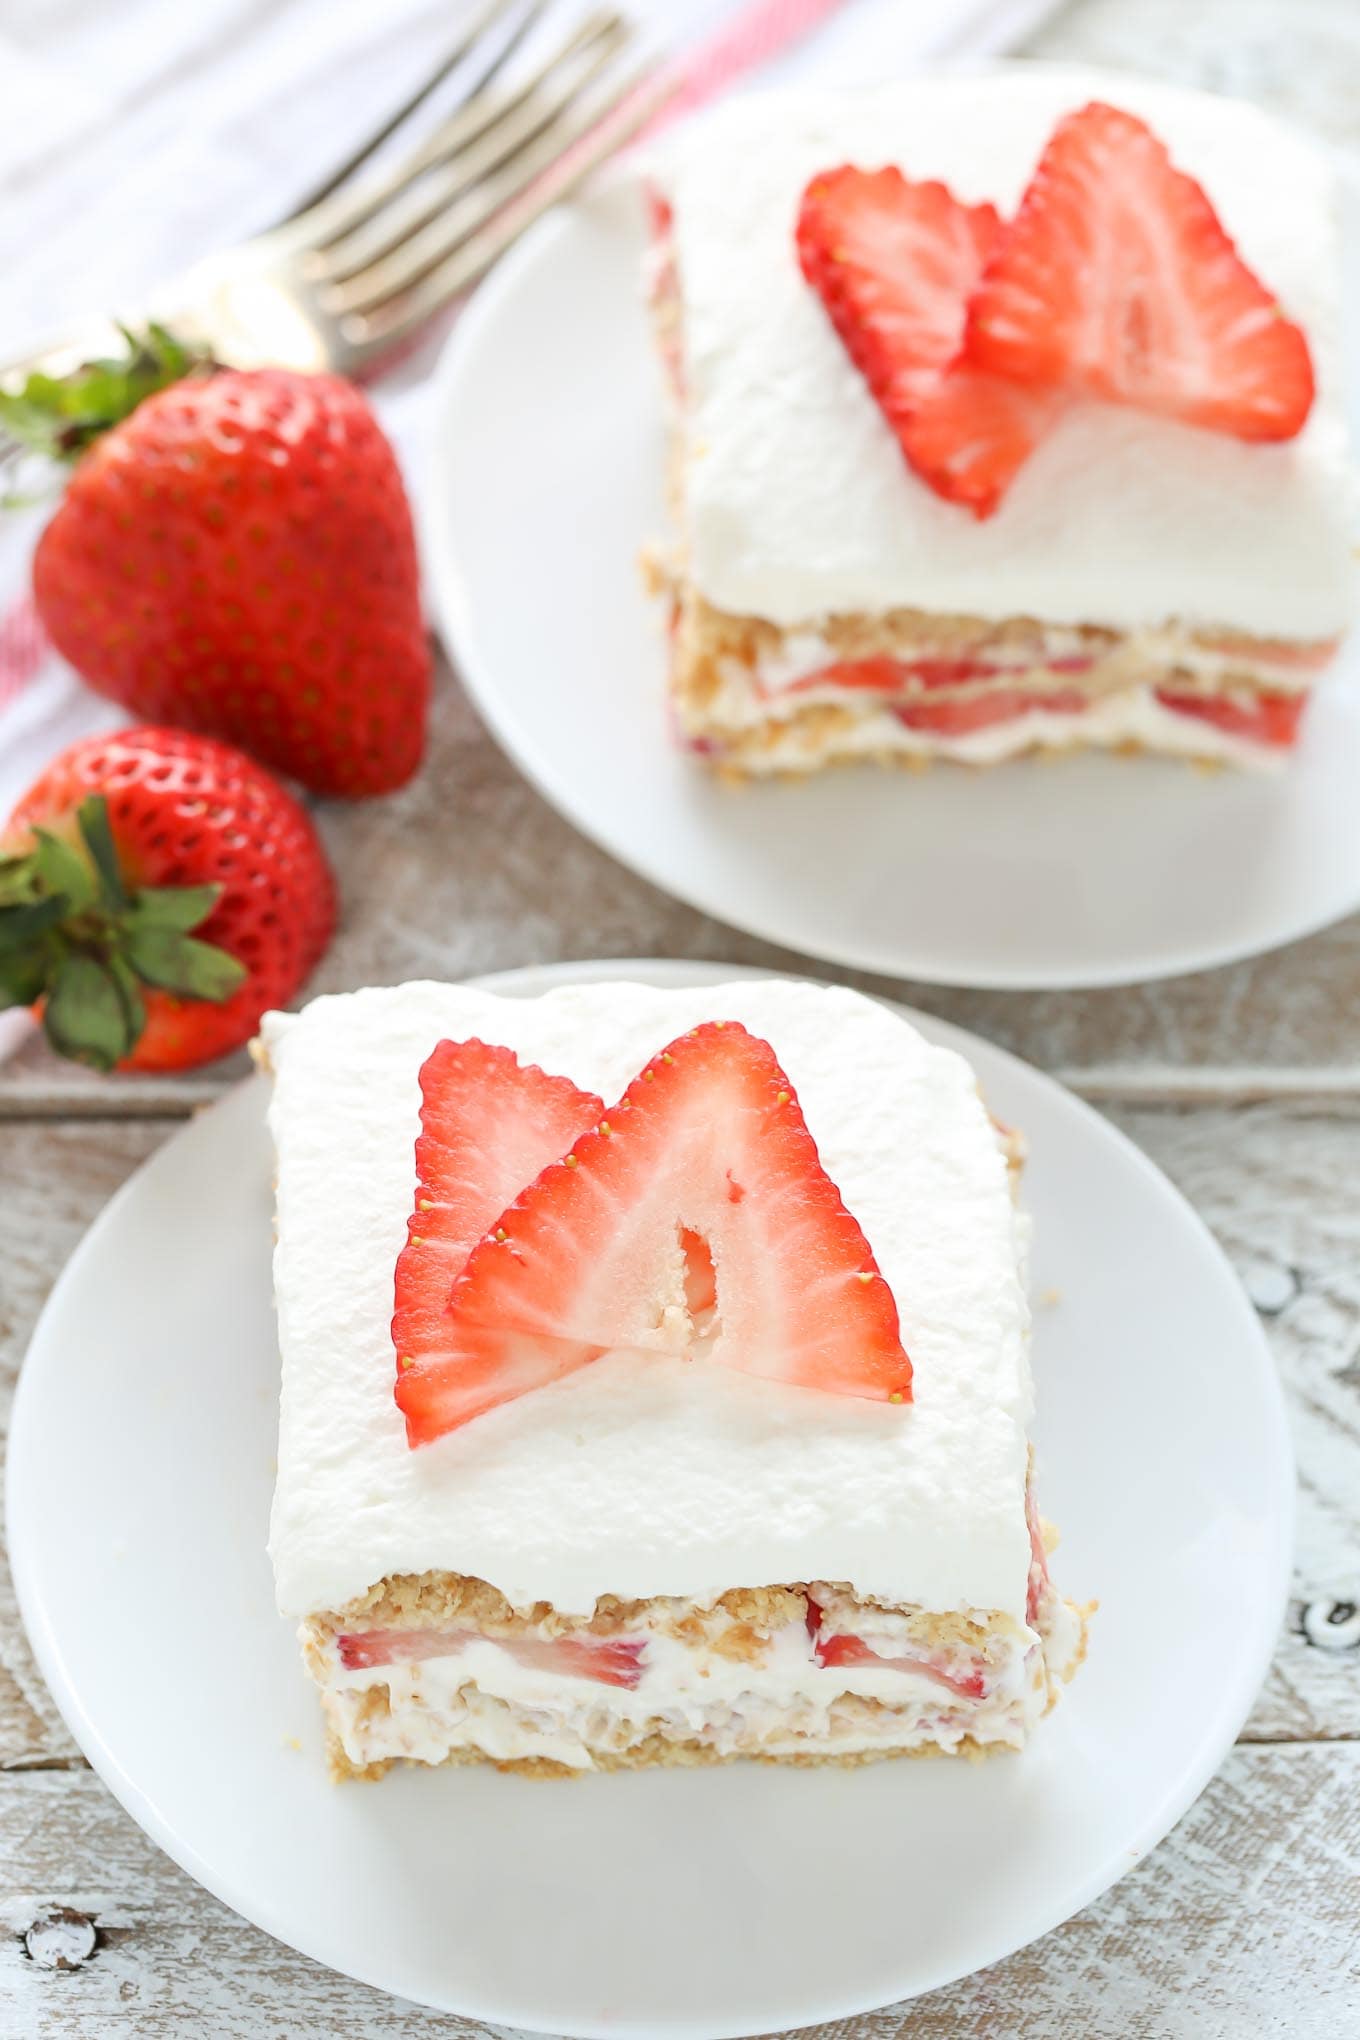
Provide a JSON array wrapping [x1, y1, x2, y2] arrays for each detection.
[[796, 164, 1064, 516], [896, 685, 1091, 737], [966, 102, 1314, 441], [441, 1022, 911, 1417], [1155, 687, 1305, 748], [813, 1629, 988, 1700], [396, 1322, 610, 1443], [392, 1040, 603, 1444], [336, 1626, 645, 1689], [1194, 634, 1337, 675], [782, 655, 1095, 699], [782, 662, 1306, 750]]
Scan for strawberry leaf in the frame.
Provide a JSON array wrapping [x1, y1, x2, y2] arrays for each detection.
[[108, 953, 147, 1042], [125, 883, 222, 935], [0, 852, 42, 909], [42, 954, 135, 1070], [0, 947, 49, 1009], [0, 895, 68, 951], [31, 827, 97, 912], [76, 795, 128, 911], [0, 789, 248, 1070], [0, 324, 203, 466], [125, 926, 246, 1001]]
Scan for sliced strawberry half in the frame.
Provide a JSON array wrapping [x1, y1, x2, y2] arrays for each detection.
[[814, 1629, 988, 1700], [438, 1021, 911, 1417], [966, 102, 1315, 441], [797, 168, 1002, 415], [336, 1626, 645, 1688], [796, 165, 1064, 516], [392, 1039, 603, 1373], [392, 1040, 604, 1443]]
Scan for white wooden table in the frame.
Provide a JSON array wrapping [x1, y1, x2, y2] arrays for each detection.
[[4, 1, 1360, 2032]]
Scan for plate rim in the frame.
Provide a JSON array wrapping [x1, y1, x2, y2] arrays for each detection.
[[422, 173, 1360, 992], [6, 958, 1295, 2035]]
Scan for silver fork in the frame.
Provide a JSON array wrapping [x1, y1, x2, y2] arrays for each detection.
[[1, 0, 669, 392]]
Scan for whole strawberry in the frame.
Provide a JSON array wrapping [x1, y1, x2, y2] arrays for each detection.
[[1, 726, 336, 1071], [20, 348, 428, 798]]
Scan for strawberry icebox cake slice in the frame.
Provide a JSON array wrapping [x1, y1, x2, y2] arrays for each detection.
[[645, 69, 1355, 775], [259, 977, 1087, 1778]]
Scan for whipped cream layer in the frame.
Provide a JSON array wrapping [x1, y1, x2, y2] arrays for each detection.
[[654, 69, 1356, 638], [264, 980, 1032, 1622]]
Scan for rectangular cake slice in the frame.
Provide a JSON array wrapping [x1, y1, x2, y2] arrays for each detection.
[[262, 977, 1086, 1777], [645, 69, 1354, 775]]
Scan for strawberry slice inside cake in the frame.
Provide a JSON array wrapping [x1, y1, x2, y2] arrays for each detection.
[[647, 70, 1352, 778], [263, 977, 1089, 1779]]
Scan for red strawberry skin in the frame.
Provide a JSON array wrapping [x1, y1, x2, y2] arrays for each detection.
[[966, 102, 1315, 440], [796, 166, 1063, 516], [392, 1041, 604, 1383], [33, 371, 430, 797], [6, 726, 335, 1070]]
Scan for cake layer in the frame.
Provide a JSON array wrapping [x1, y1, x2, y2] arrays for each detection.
[[650, 69, 1354, 640], [263, 979, 1032, 1623], [661, 578, 1320, 769], [307, 1568, 1089, 1777], [662, 585, 1334, 706]]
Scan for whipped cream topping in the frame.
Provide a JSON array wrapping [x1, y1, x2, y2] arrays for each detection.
[[263, 980, 1033, 1622], [652, 69, 1356, 638]]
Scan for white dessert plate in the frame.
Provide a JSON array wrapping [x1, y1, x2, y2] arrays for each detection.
[[422, 167, 1360, 990], [7, 959, 1291, 2036]]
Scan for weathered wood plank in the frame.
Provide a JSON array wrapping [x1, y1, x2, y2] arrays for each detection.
[[6, 659, 1360, 1116], [1113, 1103, 1360, 1743], [0, 1748, 1354, 2038]]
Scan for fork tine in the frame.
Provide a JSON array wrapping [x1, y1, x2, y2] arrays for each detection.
[[298, 0, 560, 251], [343, 62, 673, 359], [306, 7, 616, 260], [317, 15, 632, 296], [276, 0, 534, 226]]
